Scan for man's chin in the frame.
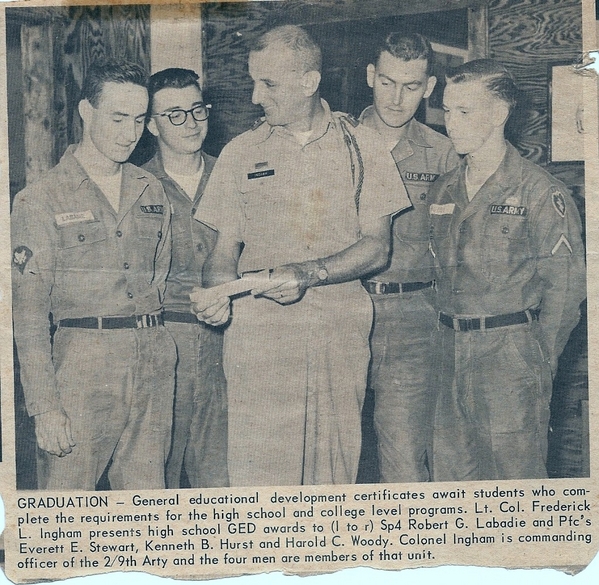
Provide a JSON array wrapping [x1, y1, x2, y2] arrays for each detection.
[[379, 113, 410, 129]]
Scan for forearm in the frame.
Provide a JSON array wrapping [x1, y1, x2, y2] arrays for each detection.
[[295, 234, 389, 288], [13, 295, 60, 417], [538, 257, 586, 365]]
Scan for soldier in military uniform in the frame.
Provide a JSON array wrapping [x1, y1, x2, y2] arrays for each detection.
[[191, 25, 410, 486], [144, 68, 228, 488], [360, 32, 459, 482], [12, 61, 176, 490], [428, 60, 586, 480]]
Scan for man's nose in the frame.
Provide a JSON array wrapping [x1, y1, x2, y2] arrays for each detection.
[[124, 119, 139, 143], [185, 111, 198, 128], [252, 83, 263, 105], [392, 86, 404, 106]]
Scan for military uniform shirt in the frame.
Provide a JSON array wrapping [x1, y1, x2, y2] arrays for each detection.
[[143, 152, 217, 313], [428, 142, 586, 364], [196, 100, 410, 274], [11, 146, 172, 417], [360, 108, 459, 283]]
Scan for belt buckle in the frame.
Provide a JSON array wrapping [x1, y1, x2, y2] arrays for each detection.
[[97, 317, 103, 330], [136, 314, 154, 329], [374, 282, 385, 295], [461, 317, 477, 332]]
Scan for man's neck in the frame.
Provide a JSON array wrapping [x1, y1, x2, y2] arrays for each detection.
[[283, 96, 325, 135], [465, 136, 507, 185], [160, 147, 203, 176], [463, 135, 507, 201], [74, 140, 121, 177]]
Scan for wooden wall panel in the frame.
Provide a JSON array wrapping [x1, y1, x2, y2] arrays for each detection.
[[201, 2, 276, 156], [62, 5, 150, 146], [201, 2, 471, 156], [488, 0, 582, 165], [8, 5, 151, 187], [21, 23, 55, 186]]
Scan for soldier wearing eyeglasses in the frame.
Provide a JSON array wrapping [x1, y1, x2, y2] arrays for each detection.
[[144, 68, 228, 488]]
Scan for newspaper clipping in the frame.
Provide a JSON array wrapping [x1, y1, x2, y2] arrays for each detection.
[[0, 0, 597, 583]]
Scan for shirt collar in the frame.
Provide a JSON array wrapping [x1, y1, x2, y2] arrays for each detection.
[[446, 141, 522, 194], [58, 144, 149, 192], [268, 98, 334, 144]]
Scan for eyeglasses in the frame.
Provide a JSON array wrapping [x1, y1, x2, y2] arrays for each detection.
[[153, 104, 212, 126]]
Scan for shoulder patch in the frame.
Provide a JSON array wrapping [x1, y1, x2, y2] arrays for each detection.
[[13, 246, 33, 274], [551, 188, 566, 218]]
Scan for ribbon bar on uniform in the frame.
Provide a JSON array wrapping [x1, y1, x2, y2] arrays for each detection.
[[438, 309, 539, 332], [59, 314, 164, 330]]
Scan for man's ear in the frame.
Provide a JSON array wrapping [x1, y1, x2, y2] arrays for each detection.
[[491, 99, 511, 128], [147, 116, 159, 137], [423, 75, 437, 100], [366, 63, 376, 88], [301, 70, 321, 97], [78, 99, 93, 125]]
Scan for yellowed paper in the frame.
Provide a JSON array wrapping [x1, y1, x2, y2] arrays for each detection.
[[0, 1, 597, 584]]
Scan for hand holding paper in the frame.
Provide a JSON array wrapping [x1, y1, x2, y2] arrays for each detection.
[[190, 271, 273, 325]]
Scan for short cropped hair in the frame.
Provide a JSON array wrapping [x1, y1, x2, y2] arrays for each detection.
[[148, 68, 202, 114], [446, 59, 518, 111], [81, 59, 148, 108], [374, 32, 434, 76], [249, 25, 322, 73]]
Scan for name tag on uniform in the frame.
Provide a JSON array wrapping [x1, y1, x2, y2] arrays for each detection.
[[430, 203, 455, 215], [55, 210, 95, 226], [140, 205, 164, 214], [490, 204, 528, 217], [247, 169, 275, 180], [404, 171, 440, 182]]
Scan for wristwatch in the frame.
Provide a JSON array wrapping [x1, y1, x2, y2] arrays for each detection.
[[316, 259, 329, 284]]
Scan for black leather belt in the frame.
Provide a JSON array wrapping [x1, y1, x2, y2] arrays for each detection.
[[58, 314, 164, 329], [363, 280, 434, 295], [163, 310, 199, 324], [438, 309, 539, 332]]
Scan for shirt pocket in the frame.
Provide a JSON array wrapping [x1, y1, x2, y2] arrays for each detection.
[[57, 220, 107, 248], [395, 190, 429, 243], [240, 168, 292, 233], [133, 211, 164, 241], [429, 203, 455, 243], [481, 214, 530, 283]]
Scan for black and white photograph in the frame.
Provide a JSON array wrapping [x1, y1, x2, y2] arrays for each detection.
[[0, 0, 596, 581]]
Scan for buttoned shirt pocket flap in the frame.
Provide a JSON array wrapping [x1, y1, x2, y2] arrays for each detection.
[[429, 202, 455, 240], [134, 206, 165, 240], [56, 220, 107, 249], [482, 210, 530, 282]]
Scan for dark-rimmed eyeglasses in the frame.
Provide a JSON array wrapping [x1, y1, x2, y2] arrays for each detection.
[[152, 104, 212, 126]]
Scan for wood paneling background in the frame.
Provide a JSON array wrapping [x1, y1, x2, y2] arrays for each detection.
[[488, 0, 582, 166], [202, 0, 583, 167], [7, 5, 150, 196], [201, 2, 471, 156]]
